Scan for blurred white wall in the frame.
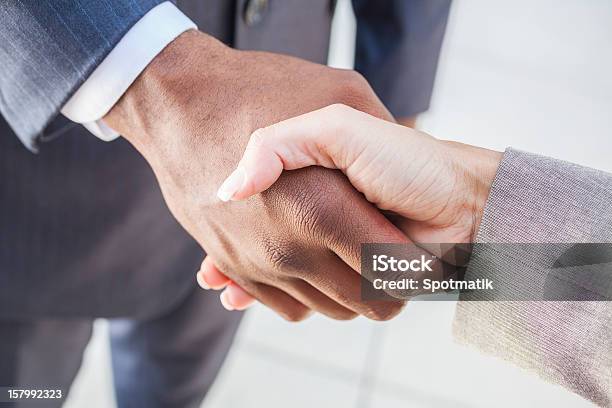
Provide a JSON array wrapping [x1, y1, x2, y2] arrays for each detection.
[[422, 0, 612, 173]]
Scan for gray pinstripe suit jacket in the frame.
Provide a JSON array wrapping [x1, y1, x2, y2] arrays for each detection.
[[0, 0, 450, 151], [0, 0, 450, 317]]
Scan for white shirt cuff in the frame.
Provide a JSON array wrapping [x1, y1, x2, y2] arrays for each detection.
[[61, 1, 197, 141]]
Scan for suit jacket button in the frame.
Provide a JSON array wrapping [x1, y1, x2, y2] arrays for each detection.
[[244, 0, 269, 27]]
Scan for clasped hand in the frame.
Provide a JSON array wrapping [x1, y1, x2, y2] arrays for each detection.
[[106, 31, 501, 321], [197, 104, 502, 312]]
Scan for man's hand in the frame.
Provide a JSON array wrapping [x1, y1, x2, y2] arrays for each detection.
[[105, 30, 408, 321]]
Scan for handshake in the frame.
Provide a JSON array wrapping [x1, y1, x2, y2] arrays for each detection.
[[106, 30, 502, 321]]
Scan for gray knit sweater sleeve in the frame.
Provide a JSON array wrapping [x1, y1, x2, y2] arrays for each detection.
[[453, 148, 612, 406]]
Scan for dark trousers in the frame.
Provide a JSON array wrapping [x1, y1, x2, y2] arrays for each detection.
[[0, 288, 242, 408]]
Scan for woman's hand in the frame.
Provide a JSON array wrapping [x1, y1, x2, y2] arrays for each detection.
[[198, 104, 502, 311]]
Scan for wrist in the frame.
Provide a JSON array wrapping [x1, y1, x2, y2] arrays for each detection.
[[440, 140, 502, 242], [104, 29, 227, 156]]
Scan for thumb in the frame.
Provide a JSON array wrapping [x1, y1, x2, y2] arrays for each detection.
[[217, 104, 356, 202]]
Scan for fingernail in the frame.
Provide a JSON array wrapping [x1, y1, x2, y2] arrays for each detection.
[[196, 272, 210, 290], [220, 290, 234, 311], [217, 167, 246, 202]]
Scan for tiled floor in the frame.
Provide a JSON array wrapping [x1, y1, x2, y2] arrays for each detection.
[[64, 0, 611, 407]]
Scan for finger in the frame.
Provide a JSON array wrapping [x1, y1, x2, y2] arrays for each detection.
[[217, 104, 361, 202], [220, 282, 256, 311], [277, 278, 358, 320], [327, 214, 448, 301], [321, 173, 412, 274], [197, 256, 231, 289], [307, 253, 406, 321], [207, 259, 312, 320], [389, 215, 472, 265], [218, 268, 358, 319], [235, 281, 312, 322], [397, 116, 417, 128]]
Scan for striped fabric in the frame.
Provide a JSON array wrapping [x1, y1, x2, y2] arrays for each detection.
[[0, 0, 165, 151], [455, 148, 612, 406], [352, 0, 451, 120]]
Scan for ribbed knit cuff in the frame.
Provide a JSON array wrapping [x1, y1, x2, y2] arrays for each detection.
[[452, 148, 612, 407]]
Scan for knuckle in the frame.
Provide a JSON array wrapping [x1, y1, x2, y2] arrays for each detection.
[[330, 70, 390, 120], [325, 103, 351, 115], [287, 171, 344, 239], [282, 308, 311, 322], [261, 238, 307, 274], [257, 169, 351, 252], [330, 310, 359, 321], [323, 103, 354, 128], [295, 195, 330, 237], [364, 301, 405, 321], [291, 181, 329, 234], [343, 69, 369, 88], [334, 71, 371, 100], [248, 127, 270, 151], [210, 257, 231, 277]]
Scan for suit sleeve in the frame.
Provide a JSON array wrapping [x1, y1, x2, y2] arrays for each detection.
[[351, 0, 451, 119], [0, 0, 165, 151], [454, 148, 612, 406]]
